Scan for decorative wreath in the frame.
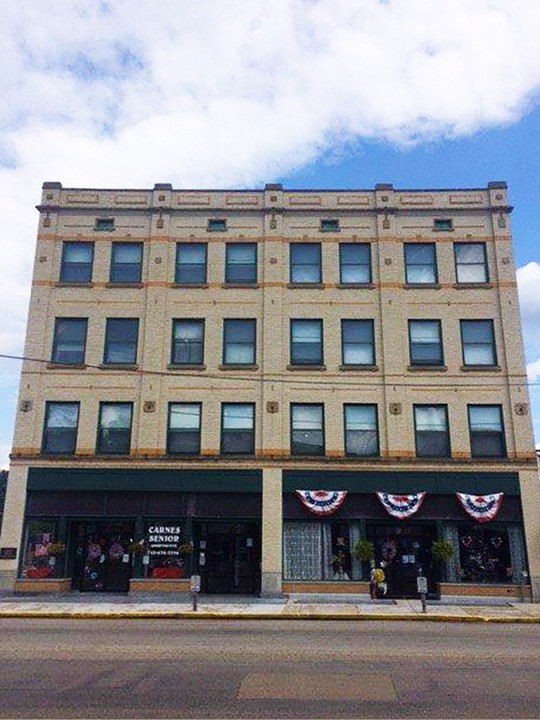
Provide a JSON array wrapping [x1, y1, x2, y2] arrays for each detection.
[[87, 542, 102, 561], [380, 540, 398, 562], [108, 542, 125, 560]]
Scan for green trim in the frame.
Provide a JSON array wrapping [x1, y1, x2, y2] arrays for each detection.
[[283, 470, 520, 495], [28, 467, 262, 493]]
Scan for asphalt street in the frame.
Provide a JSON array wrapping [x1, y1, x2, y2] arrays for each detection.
[[0, 618, 539, 719]]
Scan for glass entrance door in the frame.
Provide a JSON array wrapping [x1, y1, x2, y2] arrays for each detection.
[[73, 521, 135, 593], [195, 522, 260, 594]]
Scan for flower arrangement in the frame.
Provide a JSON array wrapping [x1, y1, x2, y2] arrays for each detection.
[[431, 539, 454, 563], [48, 542, 66, 556], [351, 539, 375, 563]]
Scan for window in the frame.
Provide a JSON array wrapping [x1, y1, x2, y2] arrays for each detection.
[[42, 402, 79, 455], [221, 403, 255, 454], [51, 318, 87, 365], [171, 320, 204, 365], [103, 319, 139, 365], [207, 218, 227, 232], [414, 405, 450, 458], [290, 243, 322, 284], [344, 405, 378, 456], [175, 243, 207, 284], [22, 520, 62, 579], [110, 243, 143, 283], [458, 526, 512, 584], [95, 218, 114, 231], [167, 403, 201, 454], [225, 244, 257, 284], [97, 402, 133, 454], [404, 243, 438, 284], [290, 319, 323, 365], [320, 219, 339, 232], [291, 404, 325, 455], [468, 405, 505, 457], [461, 320, 497, 366], [60, 242, 94, 283], [409, 320, 443, 366], [454, 243, 489, 283], [433, 218, 453, 231], [339, 243, 371, 285], [341, 320, 375, 366], [223, 319, 256, 365]]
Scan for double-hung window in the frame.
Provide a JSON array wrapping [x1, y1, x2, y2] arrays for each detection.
[[60, 242, 94, 283], [339, 243, 371, 285], [404, 243, 437, 284], [223, 319, 256, 365], [221, 403, 255, 454], [104, 319, 139, 365], [461, 320, 497, 366], [341, 320, 375, 366], [414, 405, 450, 458], [167, 403, 201, 454], [290, 320, 323, 365], [42, 402, 79, 455], [468, 405, 506, 457], [51, 318, 87, 365], [291, 404, 325, 456], [290, 243, 322, 284], [454, 243, 488, 283], [175, 243, 207, 284], [225, 244, 257, 284], [110, 242, 143, 283], [171, 320, 204, 365], [409, 320, 443, 366], [344, 405, 378, 456], [97, 402, 133, 454]]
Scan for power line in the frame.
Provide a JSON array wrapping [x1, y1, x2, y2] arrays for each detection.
[[0, 352, 538, 391]]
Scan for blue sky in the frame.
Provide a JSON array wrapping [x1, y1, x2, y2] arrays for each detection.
[[1, 0, 540, 464]]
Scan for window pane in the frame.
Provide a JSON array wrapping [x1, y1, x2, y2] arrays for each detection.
[[405, 244, 436, 283], [222, 404, 254, 453], [462, 320, 492, 343], [52, 319, 87, 364], [342, 321, 374, 365], [456, 243, 485, 263], [101, 404, 132, 428], [415, 406, 449, 457], [168, 404, 201, 454], [110, 243, 142, 282], [469, 406, 502, 432], [462, 321, 495, 365], [172, 321, 204, 364], [415, 406, 447, 431], [44, 403, 78, 454], [290, 244, 321, 283], [291, 320, 322, 364], [345, 405, 377, 456], [226, 244, 257, 283], [60, 243, 93, 282], [63, 243, 93, 263], [471, 433, 504, 457], [410, 321, 442, 364], [98, 404, 132, 454], [292, 404, 323, 430], [223, 404, 254, 429], [224, 320, 255, 364], [47, 403, 79, 428], [455, 244, 488, 283], [176, 244, 207, 283], [104, 319, 138, 364]]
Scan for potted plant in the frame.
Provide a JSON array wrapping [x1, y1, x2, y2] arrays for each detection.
[[431, 539, 454, 583], [351, 539, 375, 580]]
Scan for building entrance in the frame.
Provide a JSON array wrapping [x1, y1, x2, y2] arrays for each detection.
[[194, 522, 260, 594], [367, 523, 437, 598], [71, 521, 135, 593]]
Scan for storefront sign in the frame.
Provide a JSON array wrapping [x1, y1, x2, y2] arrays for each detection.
[[376, 492, 426, 520], [456, 493, 504, 523], [147, 525, 182, 557], [0, 547, 17, 559], [295, 490, 348, 516]]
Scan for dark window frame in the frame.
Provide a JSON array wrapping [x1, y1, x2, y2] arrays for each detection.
[[171, 319, 205, 366], [339, 243, 372, 285], [290, 403, 325, 456], [413, 404, 451, 458], [290, 319, 324, 366], [59, 242, 94, 283], [454, 242, 489, 284], [51, 317, 88, 365], [220, 402, 255, 455], [341, 319, 375, 366], [225, 243, 258, 284], [408, 319, 444, 366], [343, 403, 379, 457], [42, 401, 80, 455], [289, 243, 322, 284], [103, 318, 139, 365], [460, 319, 497, 366], [433, 218, 453, 231], [222, 319, 257, 366], [320, 218, 340, 232], [207, 218, 227, 232], [94, 218, 115, 232], [109, 242, 143, 283], [468, 404, 506, 458], [167, 402, 202, 455], [175, 243, 208, 284], [96, 402, 133, 455], [404, 242, 438, 284]]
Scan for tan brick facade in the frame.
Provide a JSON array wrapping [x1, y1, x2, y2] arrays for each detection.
[[1, 181, 538, 599]]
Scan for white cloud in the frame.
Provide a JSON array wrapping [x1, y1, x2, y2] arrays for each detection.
[[2, 0, 540, 466], [527, 358, 540, 382]]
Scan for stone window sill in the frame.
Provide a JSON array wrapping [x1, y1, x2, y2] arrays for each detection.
[[336, 283, 375, 289], [287, 283, 324, 289], [46, 362, 87, 370], [55, 282, 94, 288], [105, 282, 143, 288], [403, 283, 441, 290], [287, 364, 326, 371], [408, 365, 448, 372], [172, 283, 209, 289], [167, 364, 206, 371], [461, 365, 502, 372], [453, 283, 493, 290], [99, 363, 139, 371], [219, 364, 259, 371], [339, 364, 379, 372], [221, 283, 260, 289]]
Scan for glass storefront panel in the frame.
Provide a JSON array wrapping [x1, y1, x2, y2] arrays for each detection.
[[457, 525, 512, 583], [144, 521, 192, 579], [283, 521, 357, 581], [21, 520, 62, 579]]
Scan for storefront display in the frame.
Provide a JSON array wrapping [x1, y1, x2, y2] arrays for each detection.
[[144, 522, 191, 579], [22, 520, 62, 579], [458, 526, 512, 583]]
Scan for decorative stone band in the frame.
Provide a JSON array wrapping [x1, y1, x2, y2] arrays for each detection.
[[376, 492, 426, 520], [295, 490, 348, 516], [455, 492, 504, 523]]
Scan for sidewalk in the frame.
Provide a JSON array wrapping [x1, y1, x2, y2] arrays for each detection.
[[0, 594, 539, 622]]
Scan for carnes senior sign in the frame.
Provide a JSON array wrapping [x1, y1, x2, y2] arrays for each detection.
[[147, 525, 183, 558]]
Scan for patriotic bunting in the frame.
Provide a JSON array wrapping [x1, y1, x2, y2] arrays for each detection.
[[456, 493, 504, 523], [295, 490, 348, 516], [376, 492, 426, 520]]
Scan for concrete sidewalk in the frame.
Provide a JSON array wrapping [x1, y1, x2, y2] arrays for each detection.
[[0, 595, 539, 622]]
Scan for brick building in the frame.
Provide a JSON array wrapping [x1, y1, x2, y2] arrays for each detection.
[[0, 180, 538, 600]]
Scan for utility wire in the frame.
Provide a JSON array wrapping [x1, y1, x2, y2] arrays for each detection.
[[0, 352, 538, 390]]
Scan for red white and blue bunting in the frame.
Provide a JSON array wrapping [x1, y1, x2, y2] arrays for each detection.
[[376, 492, 426, 520], [295, 490, 348, 516], [456, 493, 504, 524]]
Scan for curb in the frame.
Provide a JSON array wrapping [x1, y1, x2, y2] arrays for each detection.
[[0, 611, 539, 623]]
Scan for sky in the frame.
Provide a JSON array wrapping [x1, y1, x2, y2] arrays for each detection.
[[1, 0, 540, 466]]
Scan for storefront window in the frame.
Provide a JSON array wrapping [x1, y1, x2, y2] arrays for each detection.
[[21, 520, 62, 579], [458, 526, 512, 583], [144, 522, 192, 579], [283, 521, 356, 581]]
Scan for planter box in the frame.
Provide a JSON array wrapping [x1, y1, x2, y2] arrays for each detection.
[[437, 582, 532, 600], [14, 578, 72, 594], [129, 578, 191, 594], [283, 581, 370, 595]]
